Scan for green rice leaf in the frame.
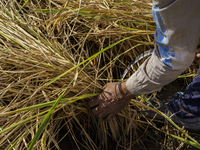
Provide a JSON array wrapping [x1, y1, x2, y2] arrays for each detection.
[[178, 74, 197, 78], [126, 20, 156, 28], [28, 91, 65, 150], [115, 23, 152, 32], [165, 132, 200, 149], [44, 35, 139, 87], [15, 0, 29, 16], [5, 93, 99, 115], [0, 111, 47, 135], [34, 9, 62, 14], [141, 95, 200, 148], [8, 120, 42, 150]]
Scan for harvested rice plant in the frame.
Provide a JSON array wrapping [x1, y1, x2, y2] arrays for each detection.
[[0, 0, 200, 149]]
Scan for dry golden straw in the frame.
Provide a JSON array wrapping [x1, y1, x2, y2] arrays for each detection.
[[0, 0, 198, 150]]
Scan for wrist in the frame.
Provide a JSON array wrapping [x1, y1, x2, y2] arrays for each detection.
[[121, 81, 135, 98]]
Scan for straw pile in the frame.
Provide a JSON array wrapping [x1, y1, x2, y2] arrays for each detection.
[[0, 0, 199, 150]]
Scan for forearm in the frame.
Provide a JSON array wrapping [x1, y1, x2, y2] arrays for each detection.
[[126, 48, 194, 95], [126, 0, 200, 95]]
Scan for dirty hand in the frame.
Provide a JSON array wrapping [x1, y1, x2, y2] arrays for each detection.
[[88, 82, 135, 122]]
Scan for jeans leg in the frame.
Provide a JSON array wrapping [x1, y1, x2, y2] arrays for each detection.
[[168, 67, 200, 119]]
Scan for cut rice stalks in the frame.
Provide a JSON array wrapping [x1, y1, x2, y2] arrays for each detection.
[[0, 0, 199, 150]]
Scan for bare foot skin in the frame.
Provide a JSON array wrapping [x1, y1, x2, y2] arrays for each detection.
[[88, 82, 135, 122]]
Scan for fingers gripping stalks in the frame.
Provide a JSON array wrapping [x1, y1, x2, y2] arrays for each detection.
[[88, 82, 135, 122], [88, 50, 154, 121]]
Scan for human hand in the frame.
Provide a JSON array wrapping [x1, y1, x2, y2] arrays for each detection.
[[88, 82, 135, 122]]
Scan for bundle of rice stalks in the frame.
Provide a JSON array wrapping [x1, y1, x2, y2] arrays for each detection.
[[0, 0, 199, 149]]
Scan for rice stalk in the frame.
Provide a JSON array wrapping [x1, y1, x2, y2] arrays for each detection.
[[0, 0, 199, 149]]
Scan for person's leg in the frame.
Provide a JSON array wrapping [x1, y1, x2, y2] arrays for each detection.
[[167, 68, 200, 131], [142, 68, 200, 132]]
